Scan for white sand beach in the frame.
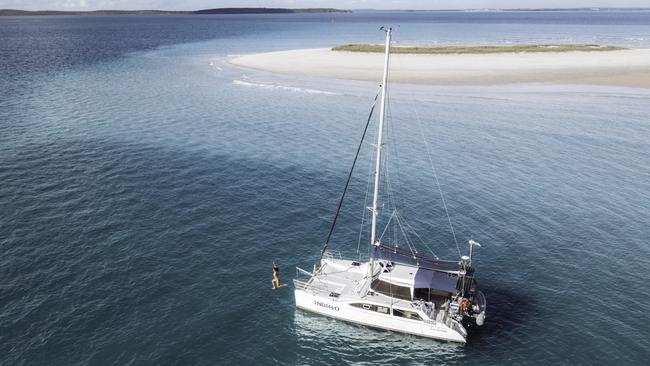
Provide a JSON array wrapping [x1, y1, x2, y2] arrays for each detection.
[[230, 48, 650, 87]]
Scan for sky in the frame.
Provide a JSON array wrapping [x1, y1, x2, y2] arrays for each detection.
[[2, 0, 650, 11]]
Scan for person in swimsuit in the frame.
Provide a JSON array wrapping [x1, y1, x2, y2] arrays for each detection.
[[272, 260, 286, 289]]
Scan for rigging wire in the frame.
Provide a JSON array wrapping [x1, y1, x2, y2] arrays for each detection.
[[379, 112, 390, 228], [386, 88, 405, 215], [381, 86, 399, 247], [401, 216, 439, 259], [394, 211, 418, 258], [377, 209, 398, 243], [356, 147, 375, 257], [409, 92, 462, 258], [317, 86, 382, 267], [384, 93, 395, 240], [357, 105, 380, 257], [382, 87, 439, 259]]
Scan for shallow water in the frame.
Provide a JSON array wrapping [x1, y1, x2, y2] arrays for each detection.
[[1, 11, 650, 365]]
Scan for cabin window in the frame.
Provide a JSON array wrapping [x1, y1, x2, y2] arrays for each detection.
[[371, 279, 412, 301], [350, 303, 390, 315], [393, 309, 423, 321], [413, 288, 450, 303], [414, 288, 432, 302]]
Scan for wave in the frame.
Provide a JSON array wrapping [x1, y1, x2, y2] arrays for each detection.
[[232, 80, 340, 95], [208, 61, 223, 71]]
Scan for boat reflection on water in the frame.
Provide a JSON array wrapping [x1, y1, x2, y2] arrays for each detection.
[[293, 309, 464, 363]]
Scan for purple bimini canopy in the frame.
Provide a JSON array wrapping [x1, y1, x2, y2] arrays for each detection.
[[414, 268, 459, 293]]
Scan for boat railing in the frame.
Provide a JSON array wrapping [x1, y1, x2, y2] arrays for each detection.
[[293, 278, 333, 295], [323, 250, 342, 261], [295, 266, 314, 278], [293, 266, 333, 294], [293, 279, 310, 291], [294, 267, 314, 289]]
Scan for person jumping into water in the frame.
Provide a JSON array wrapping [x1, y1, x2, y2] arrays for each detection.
[[272, 260, 287, 289]]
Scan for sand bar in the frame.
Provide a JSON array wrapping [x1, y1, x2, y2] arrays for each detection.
[[230, 48, 650, 88]]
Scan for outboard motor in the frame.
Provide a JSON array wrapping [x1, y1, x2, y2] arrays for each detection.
[[476, 311, 485, 326]]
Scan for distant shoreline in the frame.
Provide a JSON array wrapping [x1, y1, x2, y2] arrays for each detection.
[[0, 8, 350, 16], [2, 8, 649, 16], [230, 47, 650, 88]]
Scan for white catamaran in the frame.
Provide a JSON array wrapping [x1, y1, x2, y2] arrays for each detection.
[[293, 28, 486, 343]]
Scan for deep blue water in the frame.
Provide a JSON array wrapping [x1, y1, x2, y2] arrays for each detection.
[[1, 11, 650, 365]]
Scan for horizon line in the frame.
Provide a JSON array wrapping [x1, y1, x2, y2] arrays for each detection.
[[3, 7, 650, 12]]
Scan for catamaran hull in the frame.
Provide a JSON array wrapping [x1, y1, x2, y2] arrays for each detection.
[[295, 289, 467, 343]]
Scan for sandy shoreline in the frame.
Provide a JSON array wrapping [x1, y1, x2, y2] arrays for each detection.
[[230, 48, 650, 88]]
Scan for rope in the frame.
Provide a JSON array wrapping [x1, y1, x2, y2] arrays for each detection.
[[317, 86, 382, 267], [386, 89, 405, 215], [394, 211, 417, 258], [377, 209, 397, 243], [356, 143, 374, 257], [410, 93, 462, 258], [401, 215, 438, 259], [380, 89, 440, 260]]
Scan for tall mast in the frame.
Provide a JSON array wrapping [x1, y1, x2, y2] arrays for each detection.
[[370, 27, 392, 248]]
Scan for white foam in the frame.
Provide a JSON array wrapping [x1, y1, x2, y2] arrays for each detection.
[[208, 61, 223, 71], [232, 80, 339, 95]]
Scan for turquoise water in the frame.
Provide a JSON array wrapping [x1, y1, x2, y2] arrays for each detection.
[[1, 12, 650, 365]]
